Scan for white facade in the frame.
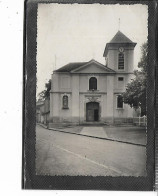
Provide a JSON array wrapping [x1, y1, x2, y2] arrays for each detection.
[[49, 31, 137, 125]]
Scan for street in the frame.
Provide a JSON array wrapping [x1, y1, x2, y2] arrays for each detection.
[[36, 125, 146, 176]]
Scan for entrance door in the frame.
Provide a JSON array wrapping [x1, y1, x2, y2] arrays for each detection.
[[86, 102, 99, 122], [87, 109, 94, 121], [94, 109, 99, 121]]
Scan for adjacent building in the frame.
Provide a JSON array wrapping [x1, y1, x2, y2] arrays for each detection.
[[36, 98, 50, 125], [36, 99, 44, 123]]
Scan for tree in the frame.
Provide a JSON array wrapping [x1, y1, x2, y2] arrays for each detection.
[[122, 42, 147, 116], [38, 79, 51, 100], [138, 42, 148, 74]]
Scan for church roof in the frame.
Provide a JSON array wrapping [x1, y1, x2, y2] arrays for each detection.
[[55, 59, 115, 73], [55, 62, 88, 72], [109, 31, 134, 44], [103, 31, 136, 57]]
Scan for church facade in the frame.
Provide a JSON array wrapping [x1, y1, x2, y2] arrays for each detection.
[[49, 31, 137, 126]]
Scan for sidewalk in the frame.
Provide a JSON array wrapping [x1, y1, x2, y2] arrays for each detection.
[[46, 125, 146, 146]]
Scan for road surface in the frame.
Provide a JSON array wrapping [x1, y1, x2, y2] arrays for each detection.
[[36, 125, 146, 176]]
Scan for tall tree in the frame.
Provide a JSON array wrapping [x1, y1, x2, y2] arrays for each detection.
[[122, 42, 147, 116], [38, 79, 51, 100]]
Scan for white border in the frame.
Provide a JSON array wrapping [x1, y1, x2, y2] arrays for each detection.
[[1, 1, 155, 195]]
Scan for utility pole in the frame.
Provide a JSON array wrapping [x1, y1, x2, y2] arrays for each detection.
[[118, 18, 120, 31]]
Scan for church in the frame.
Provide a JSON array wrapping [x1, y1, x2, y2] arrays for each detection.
[[49, 31, 137, 126]]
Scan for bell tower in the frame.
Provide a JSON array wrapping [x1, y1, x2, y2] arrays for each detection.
[[103, 31, 137, 73]]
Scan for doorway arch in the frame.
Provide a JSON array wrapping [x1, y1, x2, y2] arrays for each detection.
[[86, 102, 99, 122]]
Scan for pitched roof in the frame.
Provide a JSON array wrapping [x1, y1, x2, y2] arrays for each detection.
[[55, 62, 88, 72], [55, 59, 115, 73], [103, 31, 136, 57], [71, 59, 116, 73], [109, 31, 134, 44]]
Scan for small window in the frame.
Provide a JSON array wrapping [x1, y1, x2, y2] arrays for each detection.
[[118, 77, 124, 89], [117, 95, 123, 109], [117, 77, 124, 89], [118, 52, 124, 70], [89, 77, 97, 90], [63, 95, 68, 109], [118, 77, 124, 81]]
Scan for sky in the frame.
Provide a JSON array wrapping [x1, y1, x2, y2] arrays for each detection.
[[37, 3, 148, 96]]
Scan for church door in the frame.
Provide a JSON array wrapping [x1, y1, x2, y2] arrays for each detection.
[[86, 102, 99, 122]]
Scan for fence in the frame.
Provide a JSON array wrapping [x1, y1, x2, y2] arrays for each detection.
[[133, 116, 147, 126]]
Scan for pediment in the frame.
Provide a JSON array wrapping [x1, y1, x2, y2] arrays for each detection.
[[71, 60, 115, 74]]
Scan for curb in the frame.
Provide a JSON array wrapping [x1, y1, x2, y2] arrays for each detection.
[[37, 123, 48, 129], [47, 127, 146, 147]]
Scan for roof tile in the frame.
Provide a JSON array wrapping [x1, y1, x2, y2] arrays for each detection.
[[55, 62, 87, 72], [55, 60, 115, 73], [110, 31, 133, 43]]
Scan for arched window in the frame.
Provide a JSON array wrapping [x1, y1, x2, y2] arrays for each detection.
[[89, 77, 97, 90], [118, 52, 124, 70], [63, 95, 68, 109]]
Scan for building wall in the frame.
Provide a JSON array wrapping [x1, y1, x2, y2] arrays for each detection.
[[79, 74, 107, 92], [113, 94, 133, 118], [44, 98, 50, 113], [36, 109, 41, 123], [107, 45, 134, 72], [50, 71, 134, 124], [106, 75, 114, 123], [72, 75, 80, 122], [43, 98, 50, 125], [49, 44, 135, 124], [50, 73, 72, 123], [50, 73, 60, 122], [59, 93, 72, 122], [78, 93, 107, 123]]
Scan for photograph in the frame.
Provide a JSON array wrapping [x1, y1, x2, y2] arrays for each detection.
[[35, 3, 148, 177]]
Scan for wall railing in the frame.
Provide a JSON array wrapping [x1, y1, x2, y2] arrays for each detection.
[[133, 116, 147, 126]]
